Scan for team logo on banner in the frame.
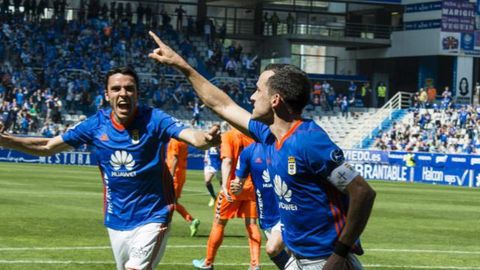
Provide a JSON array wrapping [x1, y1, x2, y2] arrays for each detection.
[[131, 130, 140, 144], [442, 36, 459, 50], [287, 156, 296, 175]]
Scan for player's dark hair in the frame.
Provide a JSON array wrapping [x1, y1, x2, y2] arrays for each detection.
[[105, 66, 139, 90], [264, 64, 311, 114]]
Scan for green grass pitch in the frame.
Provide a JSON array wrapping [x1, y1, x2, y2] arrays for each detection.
[[0, 163, 479, 270]]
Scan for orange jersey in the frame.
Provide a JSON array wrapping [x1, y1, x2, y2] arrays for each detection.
[[221, 128, 255, 200], [167, 138, 188, 182]]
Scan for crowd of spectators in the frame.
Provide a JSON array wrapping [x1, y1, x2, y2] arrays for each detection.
[[0, 3, 260, 134], [4, 2, 480, 156], [373, 105, 480, 154]]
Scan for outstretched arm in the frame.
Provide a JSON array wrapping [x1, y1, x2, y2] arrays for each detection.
[[0, 134, 72, 156], [177, 124, 221, 150], [148, 31, 252, 135]]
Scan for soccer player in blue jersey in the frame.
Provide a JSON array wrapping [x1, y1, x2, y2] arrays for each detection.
[[231, 142, 290, 269], [149, 31, 375, 270], [0, 66, 221, 270]]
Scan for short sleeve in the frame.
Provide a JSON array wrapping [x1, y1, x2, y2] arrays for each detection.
[[62, 115, 98, 148], [235, 145, 253, 179], [155, 110, 187, 140], [305, 134, 358, 192], [248, 119, 271, 144]]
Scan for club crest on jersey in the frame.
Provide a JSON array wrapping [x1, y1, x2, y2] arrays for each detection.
[[287, 156, 296, 175], [131, 129, 140, 144]]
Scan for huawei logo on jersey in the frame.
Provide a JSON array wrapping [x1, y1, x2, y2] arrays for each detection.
[[274, 175, 297, 211], [274, 175, 291, 202], [262, 170, 273, 188], [262, 170, 271, 182], [110, 151, 137, 177]]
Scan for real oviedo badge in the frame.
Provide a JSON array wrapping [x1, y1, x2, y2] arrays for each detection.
[[288, 156, 296, 175]]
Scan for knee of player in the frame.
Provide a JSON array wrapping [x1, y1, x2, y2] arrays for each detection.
[[265, 241, 283, 257]]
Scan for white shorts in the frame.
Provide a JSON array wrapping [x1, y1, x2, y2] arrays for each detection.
[[204, 165, 219, 175], [108, 223, 170, 270], [263, 221, 282, 240], [284, 253, 363, 270]]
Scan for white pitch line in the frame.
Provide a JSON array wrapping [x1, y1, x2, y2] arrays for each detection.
[[0, 261, 479, 269], [368, 248, 480, 255], [1, 245, 480, 255]]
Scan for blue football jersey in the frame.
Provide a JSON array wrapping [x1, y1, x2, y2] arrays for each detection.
[[248, 119, 357, 258], [204, 146, 221, 170], [236, 143, 280, 230], [62, 106, 186, 230]]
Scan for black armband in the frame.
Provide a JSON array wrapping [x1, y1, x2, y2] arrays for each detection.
[[333, 241, 351, 258]]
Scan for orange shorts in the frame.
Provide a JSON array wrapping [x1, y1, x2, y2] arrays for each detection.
[[214, 192, 258, 220]]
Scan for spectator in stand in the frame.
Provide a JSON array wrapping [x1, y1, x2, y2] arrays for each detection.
[[263, 12, 270, 35], [175, 5, 186, 31], [242, 54, 257, 77], [204, 19, 212, 48], [286, 12, 294, 34], [418, 88, 427, 108], [340, 96, 354, 118], [376, 82, 387, 107], [218, 23, 226, 44], [225, 58, 237, 77], [270, 12, 279, 36], [474, 82, 480, 107], [348, 81, 357, 99], [426, 85, 437, 107]]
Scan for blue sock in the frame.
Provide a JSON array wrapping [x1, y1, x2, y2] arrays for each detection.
[[270, 250, 289, 269]]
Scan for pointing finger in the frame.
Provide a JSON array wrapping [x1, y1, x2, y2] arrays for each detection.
[[149, 31, 166, 47]]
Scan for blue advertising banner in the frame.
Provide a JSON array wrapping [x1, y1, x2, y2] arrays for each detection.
[[0, 148, 207, 169], [2, 148, 479, 188], [0, 149, 96, 166], [461, 32, 475, 50], [442, 0, 476, 33], [405, 20, 442, 30], [352, 163, 412, 182], [406, 2, 442, 13], [344, 149, 480, 188]]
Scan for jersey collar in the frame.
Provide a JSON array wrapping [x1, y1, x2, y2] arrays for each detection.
[[110, 108, 139, 131], [275, 120, 302, 150]]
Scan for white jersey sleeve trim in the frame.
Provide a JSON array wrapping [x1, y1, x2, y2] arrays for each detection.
[[327, 162, 359, 193]]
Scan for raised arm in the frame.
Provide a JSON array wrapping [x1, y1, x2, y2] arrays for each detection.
[[0, 134, 72, 156], [148, 31, 252, 135]]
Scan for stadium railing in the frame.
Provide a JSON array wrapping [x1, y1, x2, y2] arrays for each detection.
[[339, 91, 412, 149]]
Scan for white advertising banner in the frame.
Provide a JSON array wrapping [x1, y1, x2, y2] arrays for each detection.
[[455, 56, 473, 104]]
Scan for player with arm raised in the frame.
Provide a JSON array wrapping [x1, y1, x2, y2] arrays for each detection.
[[231, 142, 290, 269], [148, 31, 375, 270], [0, 66, 220, 270]]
